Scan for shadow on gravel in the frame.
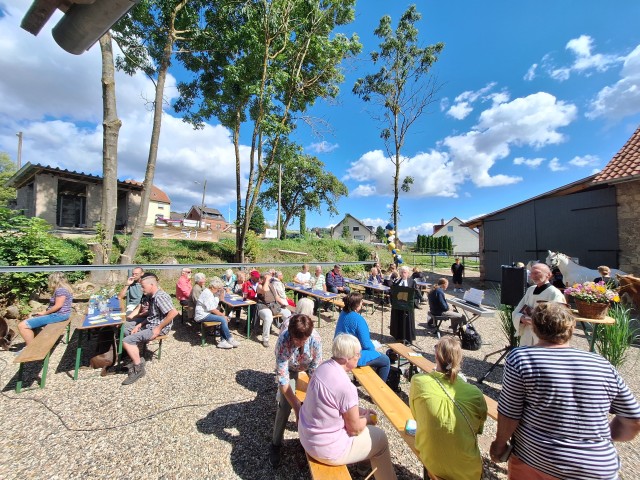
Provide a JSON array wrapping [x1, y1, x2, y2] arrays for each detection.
[[196, 369, 290, 479]]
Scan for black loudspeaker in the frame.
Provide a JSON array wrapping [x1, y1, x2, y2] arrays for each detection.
[[501, 266, 527, 307]]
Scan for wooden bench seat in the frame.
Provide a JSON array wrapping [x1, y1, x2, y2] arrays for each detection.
[[200, 321, 222, 347], [13, 319, 70, 393], [387, 342, 498, 421], [295, 372, 352, 479], [141, 334, 168, 360]]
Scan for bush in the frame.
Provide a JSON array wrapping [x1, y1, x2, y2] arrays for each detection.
[[0, 208, 89, 299], [595, 303, 638, 368]]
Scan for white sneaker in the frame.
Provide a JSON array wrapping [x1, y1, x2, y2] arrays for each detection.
[[217, 340, 233, 349], [228, 337, 239, 348]]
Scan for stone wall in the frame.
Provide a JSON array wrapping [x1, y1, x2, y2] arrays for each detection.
[[35, 174, 57, 225], [617, 179, 640, 274]]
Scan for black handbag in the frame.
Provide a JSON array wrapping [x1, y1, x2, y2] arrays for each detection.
[[459, 325, 482, 351]]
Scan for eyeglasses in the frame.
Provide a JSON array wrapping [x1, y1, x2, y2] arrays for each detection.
[[184, 271, 192, 274]]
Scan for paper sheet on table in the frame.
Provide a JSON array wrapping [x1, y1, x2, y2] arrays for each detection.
[[89, 319, 108, 324], [88, 315, 105, 321], [463, 288, 485, 305]]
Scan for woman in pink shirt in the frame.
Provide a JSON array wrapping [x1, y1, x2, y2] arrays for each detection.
[[298, 334, 397, 479]]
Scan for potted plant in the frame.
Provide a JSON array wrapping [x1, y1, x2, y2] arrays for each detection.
[[563, 281, 620, 319]]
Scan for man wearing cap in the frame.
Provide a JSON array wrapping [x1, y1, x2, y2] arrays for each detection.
[[243, 270, 261, 301], [176, 267, 192, 308], [326, 264, 351, 295]]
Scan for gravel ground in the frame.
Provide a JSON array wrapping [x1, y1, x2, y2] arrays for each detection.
[[1, 270, 638, 480]]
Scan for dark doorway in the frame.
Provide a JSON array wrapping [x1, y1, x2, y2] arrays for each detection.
[[57, 180, 87, 227]]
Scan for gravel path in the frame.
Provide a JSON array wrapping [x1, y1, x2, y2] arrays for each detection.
[[1, 272, 638, 479]]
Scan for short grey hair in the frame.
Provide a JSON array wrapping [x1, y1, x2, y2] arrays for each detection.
[[332, 334, 361, 361], [225, 268, 234, 277], [399, 265, 411, 274], [208, 277, 224, 289], [194, 272, 206, 283], [296, 297, 315, 316]]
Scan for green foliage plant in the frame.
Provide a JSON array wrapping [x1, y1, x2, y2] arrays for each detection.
[[341, 225, 350, 240], [595, 303, 637, 368], [0, 208, 89, 299]]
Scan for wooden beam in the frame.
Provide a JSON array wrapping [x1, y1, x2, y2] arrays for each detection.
[[21, 0, 63, 35]]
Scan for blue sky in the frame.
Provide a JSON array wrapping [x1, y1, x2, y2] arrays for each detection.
[[1, 0, 640, 240]]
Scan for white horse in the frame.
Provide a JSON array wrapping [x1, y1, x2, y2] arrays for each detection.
[[545, 251, 626, 287]]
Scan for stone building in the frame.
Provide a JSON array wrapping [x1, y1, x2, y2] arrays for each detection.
[[7, 163, 170, 230]]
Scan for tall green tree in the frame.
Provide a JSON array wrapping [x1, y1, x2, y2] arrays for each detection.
[[175, 0, 361, 261], [353, 5, 443, 243], [249, 206, 266, 234], [0, 153, 17, 207], [258, 143, 348, 240], [375, 225, 385, 242], [112, 0, 198, 263]]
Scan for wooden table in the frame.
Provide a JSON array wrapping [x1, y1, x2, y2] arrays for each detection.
[[74, 296, 125, 381], [285, 283, 338, 328], [573, 311, 615, 352], [387, 342, 498, 421], [220, 294, 256, 338]]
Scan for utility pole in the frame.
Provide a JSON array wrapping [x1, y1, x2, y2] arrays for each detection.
[[195, 179, 207, 229], [16, 132, 23, 168]]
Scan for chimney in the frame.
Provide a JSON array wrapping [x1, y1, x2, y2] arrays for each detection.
[[441, 218, 444, 225]]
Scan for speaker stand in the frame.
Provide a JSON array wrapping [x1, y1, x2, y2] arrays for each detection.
[[478, 345, 513, 384]]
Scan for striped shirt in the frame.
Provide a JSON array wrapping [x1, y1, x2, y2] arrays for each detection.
[[499, 347, 640, 480]]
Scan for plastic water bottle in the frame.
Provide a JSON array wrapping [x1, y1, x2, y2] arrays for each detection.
[[88, 296, 96, 315]]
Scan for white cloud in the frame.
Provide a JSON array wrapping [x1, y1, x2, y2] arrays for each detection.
[[443, 92, 576, 187], [346, 92, 576, 197], [397, 222, 436, 241], [447, 102, 473, 120], [513, 157, 545, 168], [344, 149, 459, 197], [439, 97, 450, 112], [446, 82, 498, 120], [544, 35, 623, 82], [524, 63, 538, 81], [350, 184, 377, 197], [587, 45, 640, 120], [307, 140, 339, 154], [360, 218, 387, 228], [568, 154, 599, 167], [548, 157, 567, 171], [0, 2, 249, 213]]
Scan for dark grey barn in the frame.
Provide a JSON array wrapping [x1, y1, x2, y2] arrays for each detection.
[[465, 176, 619, 282]]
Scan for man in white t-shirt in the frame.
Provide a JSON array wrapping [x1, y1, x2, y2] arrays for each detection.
[[293, 264, 311, 287]]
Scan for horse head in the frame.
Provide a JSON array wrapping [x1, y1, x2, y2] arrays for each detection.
[[546, 250, 558, 267]]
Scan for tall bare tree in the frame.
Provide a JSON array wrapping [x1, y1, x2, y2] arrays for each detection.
[[96, 32, 121, 265], [353, 5, 444, 240], [112, 0, 196, 263]]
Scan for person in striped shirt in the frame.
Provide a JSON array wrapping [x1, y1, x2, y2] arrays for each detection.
[[490, 302, 640, 479]]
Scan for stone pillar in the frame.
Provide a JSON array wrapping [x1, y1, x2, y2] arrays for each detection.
[[617, 180, 640, 273]]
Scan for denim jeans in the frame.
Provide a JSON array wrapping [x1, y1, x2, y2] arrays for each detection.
[[366, 353, 391, 382], [197, 313, 232, 340], [25, 312, 70, 329]]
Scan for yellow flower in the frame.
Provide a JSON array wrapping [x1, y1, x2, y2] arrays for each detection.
[[613, 295, 620, 303], [596, 285, 606, 293]]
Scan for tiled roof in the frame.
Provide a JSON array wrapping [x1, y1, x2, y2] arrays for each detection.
[[594, 125, 640, 183]]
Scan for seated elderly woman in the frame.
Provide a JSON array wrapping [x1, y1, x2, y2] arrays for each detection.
[[299, 333, 397, 480], [410, 336, 487, 480], [334, 293, 390, 381], [280, 297, 314, 332], [490, 302, 640, 479], [194, 277, 238, 350]]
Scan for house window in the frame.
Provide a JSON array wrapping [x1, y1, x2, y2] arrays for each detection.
[[447, 226, 453, 232], [353, 226, 360, 231], [158, 205, 164, 210]]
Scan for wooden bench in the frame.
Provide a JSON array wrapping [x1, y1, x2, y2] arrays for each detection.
[[295, 372, 352, 479], [141, 334, 168, 360], [13, 319, 70, 393], [362, 299, 376, 315], [199, 321, 221, 347], [387, 342, 498, 421]]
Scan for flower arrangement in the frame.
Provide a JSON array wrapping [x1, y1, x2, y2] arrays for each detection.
[[564, 281, 620, 304]]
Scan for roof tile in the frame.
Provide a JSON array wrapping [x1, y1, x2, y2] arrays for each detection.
[[594, 125, 640, 183]]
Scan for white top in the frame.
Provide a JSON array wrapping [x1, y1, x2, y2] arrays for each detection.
[[512, 283, 565, 346], [295, 271, 311, 285], [195, 288, 221, 321]]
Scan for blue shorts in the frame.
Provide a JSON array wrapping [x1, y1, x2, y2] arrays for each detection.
[[25, 312, 70, 329]]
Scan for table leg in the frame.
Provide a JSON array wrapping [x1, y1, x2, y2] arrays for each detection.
[[247, 305, 251, 338], [118, 323, 125, 357], [73, 329, 84, 381]]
